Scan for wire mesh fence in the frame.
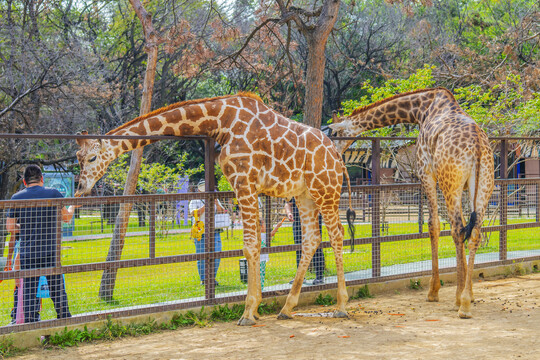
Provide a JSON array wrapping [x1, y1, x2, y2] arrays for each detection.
[[0, 134, 539, 333]]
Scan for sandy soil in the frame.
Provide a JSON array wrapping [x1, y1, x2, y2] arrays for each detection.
[[13, 273, 540, 360]]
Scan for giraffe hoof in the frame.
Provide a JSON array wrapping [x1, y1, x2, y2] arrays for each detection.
[[458, 310, 472, 319], [277, 312, 293, 320], [333, 310, 349, 319], [427, 295, 439, 302], [237, 317, 256, 326]]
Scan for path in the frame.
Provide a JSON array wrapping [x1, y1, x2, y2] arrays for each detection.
[[12, 273, 540, 360]]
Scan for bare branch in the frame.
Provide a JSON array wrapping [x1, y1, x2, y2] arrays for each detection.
[[214, 18, 280, 67]]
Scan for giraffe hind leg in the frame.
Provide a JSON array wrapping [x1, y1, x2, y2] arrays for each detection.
[[458, 159, 494, 318], [420, 173, 441, 302], [322, 211, 348, 318], [278, 196, 320, 320], [458, 227, 482, 318], [277, 232, 320, 320]]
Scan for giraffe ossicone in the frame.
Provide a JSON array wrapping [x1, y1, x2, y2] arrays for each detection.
[[75, 92, 356, 325], [329, 87, 494, 319]]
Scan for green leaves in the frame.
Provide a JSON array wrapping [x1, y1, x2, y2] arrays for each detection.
[[315, 293, 337, 306], [340, 66, 539, 137], [352, 284, 374, 299], [44, 302, 282, 348], [340, 65, 434, 137], [102, 152, 204, 194], [455, 73, 540, 136]]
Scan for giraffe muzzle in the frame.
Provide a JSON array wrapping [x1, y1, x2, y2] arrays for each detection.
[[75, 180, 92, 197]]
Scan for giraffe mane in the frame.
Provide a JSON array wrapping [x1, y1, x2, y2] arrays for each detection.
[[349, 87, 454, 117], [107, 92, 264, 134]]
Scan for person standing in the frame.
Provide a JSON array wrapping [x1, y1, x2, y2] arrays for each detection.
[[285, 198, 325, 285], [189, 180, 228, 286], [6, 165, 76, 323]]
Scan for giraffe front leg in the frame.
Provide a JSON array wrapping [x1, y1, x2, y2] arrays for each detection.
[[238, 255, 262, 325], [238, 264, 262, 325], [237, 216, 262, 326]]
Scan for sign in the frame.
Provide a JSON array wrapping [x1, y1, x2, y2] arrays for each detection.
[[43, 172, 75, 237]]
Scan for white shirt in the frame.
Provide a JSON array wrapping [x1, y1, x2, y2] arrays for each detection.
[[189, 199, 229, 228]]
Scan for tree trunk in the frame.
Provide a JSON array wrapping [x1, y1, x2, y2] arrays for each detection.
[[99, 0, 160, 301], [296, 0, 341, 129], [303, 37, 328, 128]]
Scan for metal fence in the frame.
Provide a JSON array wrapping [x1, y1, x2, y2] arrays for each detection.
[[0, 134, 539, 334]]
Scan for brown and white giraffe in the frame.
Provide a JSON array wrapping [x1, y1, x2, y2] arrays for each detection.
[[329, 87, 494, 318], [74, 92, 355, 325]]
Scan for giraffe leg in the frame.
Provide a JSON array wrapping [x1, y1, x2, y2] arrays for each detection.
[[419, 172, 441, 302], [236, 197, 263, 326], [323, 211, 348, 318], [278, 196, 320, 320], [459, 158, 494, 318], [459, 228, 481, 318], [452, 228, 467, 309], [445, 191, 467, 310]]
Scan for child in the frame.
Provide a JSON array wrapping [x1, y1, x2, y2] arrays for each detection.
[[5, 233, 51, 324]]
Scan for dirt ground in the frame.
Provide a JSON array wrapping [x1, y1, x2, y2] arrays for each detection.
[[13, 273, 540, 360]]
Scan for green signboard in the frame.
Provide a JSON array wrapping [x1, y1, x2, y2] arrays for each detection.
[[43, 172, 75, 237]]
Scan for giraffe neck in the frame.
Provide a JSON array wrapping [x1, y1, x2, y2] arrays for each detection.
[[334, 88, 461, 153], [350, 90, 437, 130], [103, 96, 242, 157]]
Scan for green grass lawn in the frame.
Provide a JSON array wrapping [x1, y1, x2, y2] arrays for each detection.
[[1, 215, 538, 325]]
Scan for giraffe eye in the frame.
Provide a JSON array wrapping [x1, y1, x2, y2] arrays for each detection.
[[89, 156, 97, 163]]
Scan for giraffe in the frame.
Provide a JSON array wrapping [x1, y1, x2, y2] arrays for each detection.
[[74, 92, 356, 326], [328, 87, 494, 318]]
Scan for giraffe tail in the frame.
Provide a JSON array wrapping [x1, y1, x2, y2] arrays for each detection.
[[462, 147, 482, 243], [462, 211, 477, 243], [342, 161, 357, 252]]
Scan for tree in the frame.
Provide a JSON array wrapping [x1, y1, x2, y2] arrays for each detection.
[[0, 0, 113, 253], [99, 0, 162, 301], [276, 0, 341, 128], [214, 0, 341, 128], [323, 0, 413, 117]]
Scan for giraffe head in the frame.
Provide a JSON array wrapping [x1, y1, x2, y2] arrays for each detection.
[[75, 131, 115, 197], [328, 113, 364, 154]]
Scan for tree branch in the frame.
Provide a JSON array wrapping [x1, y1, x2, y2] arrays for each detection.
[[215, 18, 280, 67]]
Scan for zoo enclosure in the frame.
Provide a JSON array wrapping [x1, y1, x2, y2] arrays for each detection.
[[0, 133, 539, 334]]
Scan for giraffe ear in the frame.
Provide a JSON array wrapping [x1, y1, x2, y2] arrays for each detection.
[[331, 111, 340, 124], [76, 131, 89, 147]]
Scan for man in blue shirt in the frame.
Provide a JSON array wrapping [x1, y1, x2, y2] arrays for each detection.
[[6, 165, 76, 323]]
